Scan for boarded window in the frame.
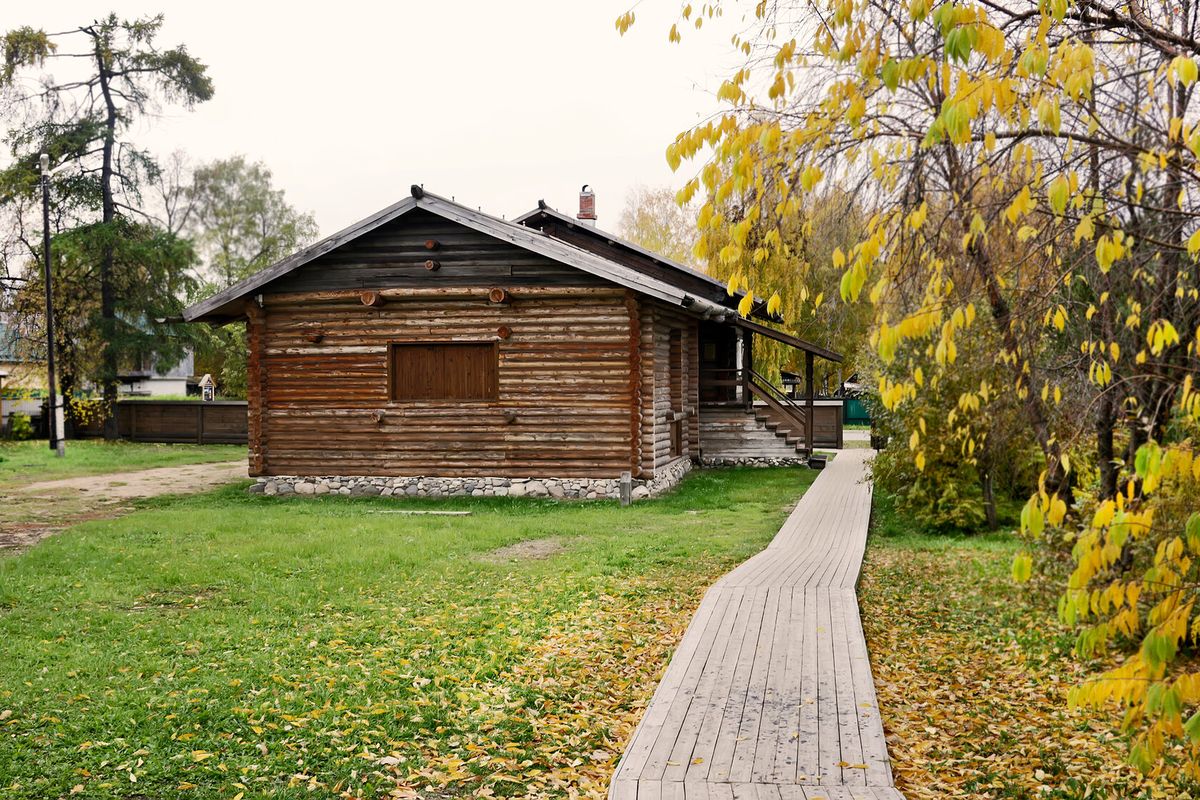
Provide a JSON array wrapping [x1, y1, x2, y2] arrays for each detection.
[[390, 342, 498, 401]]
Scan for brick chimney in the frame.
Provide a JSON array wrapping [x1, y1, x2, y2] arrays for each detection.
[[577, 185, 597, 227]]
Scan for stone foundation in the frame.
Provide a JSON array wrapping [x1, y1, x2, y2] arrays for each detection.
[[700, 455, 810, 468], [249, 456, 693, 501]]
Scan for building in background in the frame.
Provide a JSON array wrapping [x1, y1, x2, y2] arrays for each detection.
[[0, 322, 47, 431]]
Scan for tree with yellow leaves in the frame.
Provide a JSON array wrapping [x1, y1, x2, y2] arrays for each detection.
[[621, 0, 1200, 777]]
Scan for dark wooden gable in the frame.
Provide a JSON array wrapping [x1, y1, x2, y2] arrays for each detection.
[[528, 217, 733, 306], [260, 209, 609, 295]]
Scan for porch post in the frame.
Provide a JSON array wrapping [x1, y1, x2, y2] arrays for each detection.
[[805, 351, 814, 455], [742, 330, 752, 411]]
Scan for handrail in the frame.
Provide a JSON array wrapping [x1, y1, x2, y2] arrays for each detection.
[[750, 370, 807, 415], [747, 382, 807, 436], [748, 370, 809, 440]]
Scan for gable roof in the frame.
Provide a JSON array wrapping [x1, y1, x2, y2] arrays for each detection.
[[183, 188, 731, 324], [512, 204, 775, 320], [181, 187, 843, 363]]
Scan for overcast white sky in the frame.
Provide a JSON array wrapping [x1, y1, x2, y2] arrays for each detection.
[[10, 1, 743, 238]]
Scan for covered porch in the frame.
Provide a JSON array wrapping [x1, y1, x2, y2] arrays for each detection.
[[697, 318, 844, 459]]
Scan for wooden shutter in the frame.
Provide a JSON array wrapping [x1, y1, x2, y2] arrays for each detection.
[[391, 343, 498, 401]]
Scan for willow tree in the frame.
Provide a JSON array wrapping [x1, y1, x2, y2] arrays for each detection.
[[1, 14, 212, 437], [618, 184, 702, 267], [622, 0, 1200, 777], [185, 155, 319, 398]]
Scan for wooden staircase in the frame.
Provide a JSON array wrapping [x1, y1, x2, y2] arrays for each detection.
[[747, 371, 812, 454], [697, 404, 808, 460], [697, 370, 831, 461], [754, 403, 808, 451]]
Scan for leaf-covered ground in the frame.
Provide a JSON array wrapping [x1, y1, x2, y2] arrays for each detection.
[[0, 467, 815, 799], [861, 494, 1197, 800]]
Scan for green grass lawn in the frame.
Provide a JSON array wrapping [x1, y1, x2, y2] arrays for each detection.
[[0, 440, 245, 489], [861, 493, 1193, 799], [0, 466, 816, 799]]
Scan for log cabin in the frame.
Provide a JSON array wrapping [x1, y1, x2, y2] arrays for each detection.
[[182, 186, 843, 495]]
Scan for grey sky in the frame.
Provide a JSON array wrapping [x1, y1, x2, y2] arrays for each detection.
[[13, 1, 740, 238]]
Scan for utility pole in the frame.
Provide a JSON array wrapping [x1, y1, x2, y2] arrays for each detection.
[[40, 148, 64, 457]]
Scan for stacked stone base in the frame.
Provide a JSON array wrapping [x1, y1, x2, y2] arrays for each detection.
[[249, 456, 693, 501], [700, 455, 810, 468]]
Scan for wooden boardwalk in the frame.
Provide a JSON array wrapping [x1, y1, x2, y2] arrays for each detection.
[[610, 450, 904, 800]]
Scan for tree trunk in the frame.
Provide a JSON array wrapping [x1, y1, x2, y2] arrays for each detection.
[[946, 142, 1073, 508], [982, 468, 998, 532], [95, 29, 120, 441], [966, 235, 1074, 507]]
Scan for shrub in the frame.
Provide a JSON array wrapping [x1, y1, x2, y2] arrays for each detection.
[[9, 412, 33, 441]]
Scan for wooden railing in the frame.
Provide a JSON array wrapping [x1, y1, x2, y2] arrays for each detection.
[[747, 370, 810, 441]]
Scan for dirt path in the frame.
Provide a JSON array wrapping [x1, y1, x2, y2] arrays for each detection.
[[1, 460, 248, 552]]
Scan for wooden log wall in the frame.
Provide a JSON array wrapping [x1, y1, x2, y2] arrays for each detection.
[[625, 291, 644, 478], [253, 286, 640, 479], [639, 302, 700, 475], [246, 300, 267, 476]]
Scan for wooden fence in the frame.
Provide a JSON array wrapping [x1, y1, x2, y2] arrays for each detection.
[[70, 400, 248, 445]]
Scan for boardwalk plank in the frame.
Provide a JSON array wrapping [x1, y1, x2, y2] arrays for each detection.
[[729, 587, 785, 783], [842, 594, 893, 786], [610, 780, 638, 800], [758, 587, 805, 784], [610, 451, 904, 800], [684, 588, 760, 784], [706, 588, 772, 780], [814, 588, 843, 786], [795, 588, 821, 784], [830, 590, 866, 787], [662, 589, 750, 783], [709, 783, 736, 800], [643, 589, 743, 781], [617, 589, 730, 782]]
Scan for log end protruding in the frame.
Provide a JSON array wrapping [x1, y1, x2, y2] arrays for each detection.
[[489, 287, 510, 304], [361, 290, 387, 307]]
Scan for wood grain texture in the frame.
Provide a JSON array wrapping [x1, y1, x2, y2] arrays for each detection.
[[608, 451, 903, 799], [627, 291, 645, 478], [245, 300, 266, 476], [255, 287, 646, 478], [640, 303, 699, 474]]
